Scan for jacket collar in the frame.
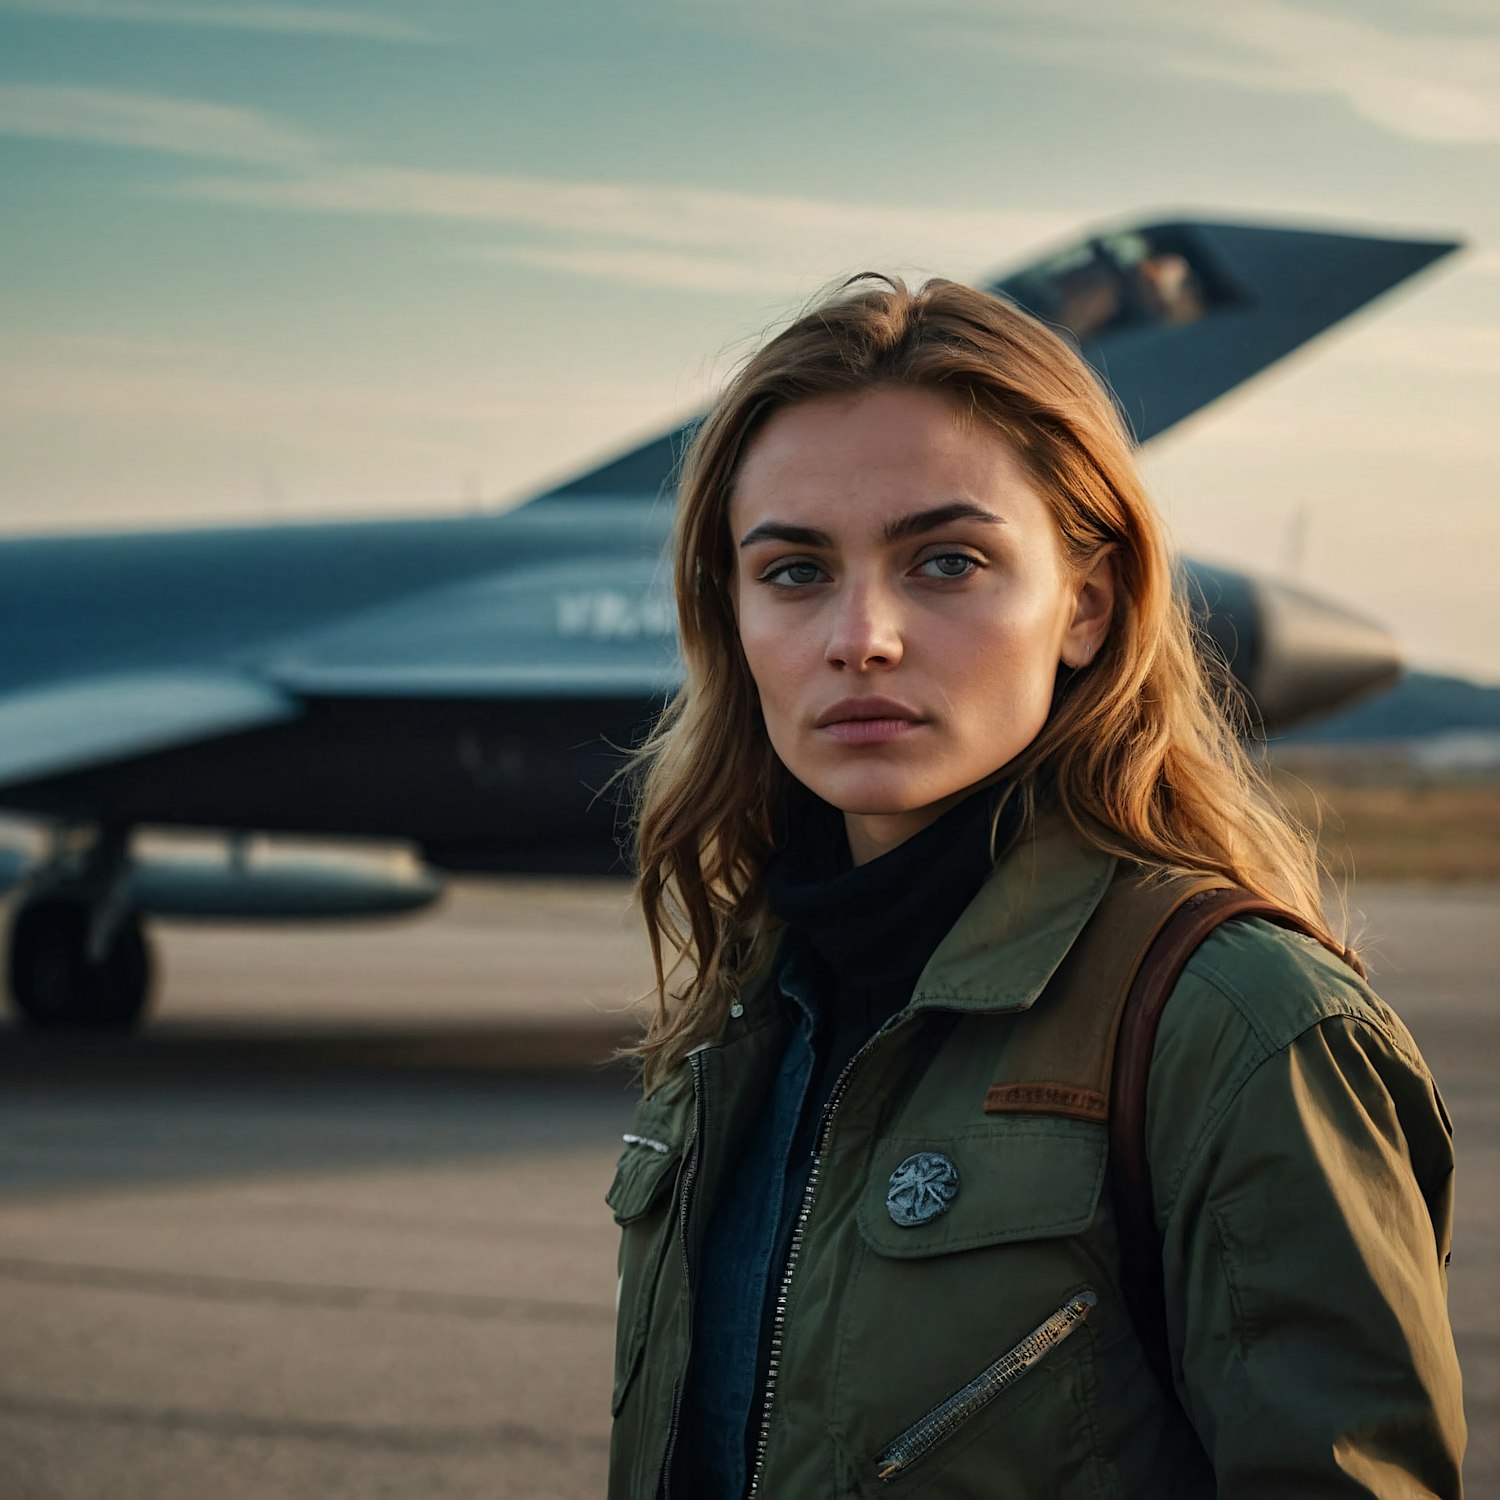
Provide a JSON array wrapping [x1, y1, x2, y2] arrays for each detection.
[[907, 808, 1116, 1016], [729, 807, 1116, 1033]]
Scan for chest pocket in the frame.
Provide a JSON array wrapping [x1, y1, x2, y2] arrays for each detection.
[[857, 1117, 1106, 1255], [606, 1082, 691, 1417], [842, 1118, 1111, 1493]]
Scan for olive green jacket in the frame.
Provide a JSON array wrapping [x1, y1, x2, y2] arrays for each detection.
[[607, 815, 1465, 1498]]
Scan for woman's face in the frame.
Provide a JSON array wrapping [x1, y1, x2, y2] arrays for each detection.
[[730, 384, 1112, 864]]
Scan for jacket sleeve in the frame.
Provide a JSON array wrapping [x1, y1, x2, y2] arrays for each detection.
[[1148, 933, 1466, 1497]]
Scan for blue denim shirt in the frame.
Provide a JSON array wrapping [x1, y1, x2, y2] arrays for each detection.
[[680, 957, 821, 1497]]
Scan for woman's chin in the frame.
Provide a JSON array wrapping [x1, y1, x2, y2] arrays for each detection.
[[807, 775, 960, 822]]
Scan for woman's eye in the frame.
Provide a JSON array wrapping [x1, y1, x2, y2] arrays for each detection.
[[918, 553, 979, 579], [763, 560, 825, 588]]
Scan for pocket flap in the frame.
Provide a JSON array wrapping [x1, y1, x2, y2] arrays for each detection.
[[606, 1135, 682, 1224], [857, 1118, 1106, 1258], [606, 1080, 692, 1225]]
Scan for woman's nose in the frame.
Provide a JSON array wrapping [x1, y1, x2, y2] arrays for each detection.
[[824, 582, 904, 670]]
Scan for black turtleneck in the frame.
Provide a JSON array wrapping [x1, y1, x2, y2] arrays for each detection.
[[765, 782, 1017, 1135]]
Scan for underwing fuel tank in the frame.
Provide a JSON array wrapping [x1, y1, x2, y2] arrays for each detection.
[[0, 841, 441, 919], [129, 846, 442, 919]]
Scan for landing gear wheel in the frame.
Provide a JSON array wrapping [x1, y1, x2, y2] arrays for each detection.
[[7, 897, 153, 1030]]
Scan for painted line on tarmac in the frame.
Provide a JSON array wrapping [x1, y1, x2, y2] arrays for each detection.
[[0, 1391, 609, 1455], [0, 1255, 612, 1324]]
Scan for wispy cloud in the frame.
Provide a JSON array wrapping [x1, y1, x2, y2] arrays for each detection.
[[0, 83, 323, 164], [0, 0, 430, 42], [1196, 1, 1500, 147], [0, 346, 595, 429], [459, 243, 800, 296], [165, 164, 1064, 249], [999, 0, 1500, 147], [167, 164, 1071, 293], [712, 0, 1500, 148], [1353, 323, 1500, 377], [1159, 399, 1500, 462], [0, 333, 685, 481], [0, 80, 1068, 294], [0, 333, 699, 523]]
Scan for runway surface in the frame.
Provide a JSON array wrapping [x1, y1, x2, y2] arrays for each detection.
[[0, 878, 1493, 1498]]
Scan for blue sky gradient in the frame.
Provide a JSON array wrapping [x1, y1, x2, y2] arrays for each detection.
[[1, 0, 1497, 680]]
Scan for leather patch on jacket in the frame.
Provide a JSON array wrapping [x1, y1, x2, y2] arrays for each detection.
[[982, 1082, 1108, 1123]]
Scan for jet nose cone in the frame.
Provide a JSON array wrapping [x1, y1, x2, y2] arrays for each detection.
[[1249, 578, 1402, 734]]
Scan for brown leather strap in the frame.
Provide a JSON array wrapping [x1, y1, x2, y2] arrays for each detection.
[[1109, 888, 1324, 1396], [978, 871, 1232, 1125]]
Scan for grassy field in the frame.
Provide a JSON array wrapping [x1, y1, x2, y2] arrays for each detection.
[[1267, 752, 1500, 883]]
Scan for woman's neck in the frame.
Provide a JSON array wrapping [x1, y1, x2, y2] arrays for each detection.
[[843, 787, 977, 865], [768, 783, 1019, 995]]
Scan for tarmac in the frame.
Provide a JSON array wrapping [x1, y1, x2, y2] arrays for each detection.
[[0, 877, 1493, 1498]]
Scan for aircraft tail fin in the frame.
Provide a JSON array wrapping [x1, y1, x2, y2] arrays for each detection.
[[523, 217, 1460, 503], [534, 423, 700, 504], [989, 218, 1460, 443]]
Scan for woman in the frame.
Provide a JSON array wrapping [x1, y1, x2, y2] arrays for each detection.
[[607, 276, 1464, 1497]]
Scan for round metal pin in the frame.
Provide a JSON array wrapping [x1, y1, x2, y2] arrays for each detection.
[[886, 1152, 960, 1226]]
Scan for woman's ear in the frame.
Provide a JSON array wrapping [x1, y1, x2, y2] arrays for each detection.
[[1060, 549, 1117, 668]]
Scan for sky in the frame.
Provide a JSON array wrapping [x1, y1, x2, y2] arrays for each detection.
[[1, 0, 1497, 683]]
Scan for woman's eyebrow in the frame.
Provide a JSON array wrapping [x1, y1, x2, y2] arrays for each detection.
[[737, 521, 833, 550], [883, 502, 1006, 542], [738, 503, 1005, 552]]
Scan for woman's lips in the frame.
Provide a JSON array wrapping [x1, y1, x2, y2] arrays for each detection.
[[819, 717, 924, 746]]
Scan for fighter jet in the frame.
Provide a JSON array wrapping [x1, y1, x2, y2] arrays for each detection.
[[0, 216, 1456, 1030]]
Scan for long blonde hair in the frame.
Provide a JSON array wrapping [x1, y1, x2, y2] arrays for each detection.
[[630, 275, 1345, 1088]]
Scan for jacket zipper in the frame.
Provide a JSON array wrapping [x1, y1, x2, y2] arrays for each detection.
[[746, 1016, 913, 1497], [873, 1289, 1098, 1482], [657, 1046, 708, 1498]]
